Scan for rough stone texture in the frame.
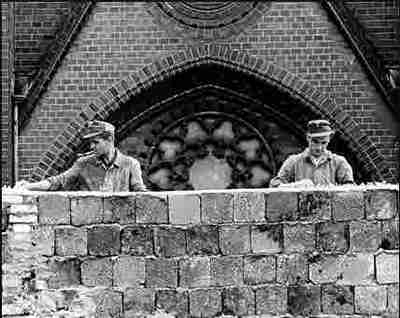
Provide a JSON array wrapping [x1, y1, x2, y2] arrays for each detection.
[[387, 284, 399, 313], [366, 190, 398, 220], [113, 256, 145, 288], [211, 256, 243, 286], [276, 253, 308, 284], [189, 288, 222, 318], [222, 287, 255, 316], [350, 220, 381, 252], [201, 192, 233, 223], [309, 254, 374, 285], [156, 289, 188, 318], [38, 195, 69, 225], [103, 195, 135, 224], [266, 191, 298, 221], [169, 193, 200, 224], [91, 288, 123, 318], [179, 257, 211, 288], [87, 225, 120, 256], [251, 224, 282, 253], [32, 224, 55, 256], [121, 225, 153, 256], [81, 257, 113, 287], [381, 218, 399, 250], [298, 191, 331, 220], [287, 285, 321, 316], [145, 258, 178, 288], [317, 222, 349, 253], [47, 257, 81, 288], [219, 225, 250, 255], [244, 255, 275, 285], [71, 197, 103, 226], [55, 226, 87, 256], [136, 193, 168, 224], [322, 284, 354, 314], [255, 285, 287, 315], [376, 251, 399, 284], [284, 223, 315, 253], [332, 191, 364, 221], [187, 225, 219, 256], [124, 287, 154, 317], [155, 226, 186, 257], [355, 286, 387, 314], [234, 192, 265, 222]]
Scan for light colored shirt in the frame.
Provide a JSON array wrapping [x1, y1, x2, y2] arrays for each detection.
[[47, 150, 146, 191], [270, 149, 354, 187]]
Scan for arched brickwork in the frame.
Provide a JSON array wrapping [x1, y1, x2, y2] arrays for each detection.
[[31, 44, 395, 182]]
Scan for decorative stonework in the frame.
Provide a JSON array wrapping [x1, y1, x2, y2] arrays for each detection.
[[146, 2, 271, 40]]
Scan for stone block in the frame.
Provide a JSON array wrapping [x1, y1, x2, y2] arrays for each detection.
[[234, 192, 265, 222], [309, 254, 374, 285], [145, 258, 177, 288], [32, 224, 55, 256], [388, 284, 399, 313], [288, 285, 321, 316], [156, 289, 188, 318], [113, 256, 145, 287], [244, 255, 275, 285], [251, 224, 282, 253], [124, 287, 154, 317], [121, 225, 153, 256], [355, 286, 387, 314], [47, 257, 81, 288], [179, 256, 211, 288], [219, 225, 250, 255], [350, 221, 381, 252], [376, 251, 399, 283], [255, 285, 287, 315], [332, 191, 364, 221], [317, 222, 349, 253], [103, 195, 135, 224], [136, 193, 168, 224], [155, 226, 186, 257], [189, 288, 222, 318], [88, 288, 123, 318], [81, 257, 112, 287], [266, 191, 298, 221], [169, 193, 200, 224], [187, 225, 219, 256], [38, 195, 70, 225], [222, 287, 255, 316], [71, 196, 103, 225], [276, 254, 307, 284], [366, 190, 398, 219], [87, 225, 120, 256], [322, 284, 354, 314], [201, 192, 233, 223], [284, 223, 315, 253], [298, 191, 331, 220], [381, 218, 399, 250], [55, 226, 87, 256], [211, 256, 243, 286]]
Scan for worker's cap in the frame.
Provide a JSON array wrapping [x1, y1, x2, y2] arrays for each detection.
[[306, 119, 334, 137], [82, 121, 115, 139]]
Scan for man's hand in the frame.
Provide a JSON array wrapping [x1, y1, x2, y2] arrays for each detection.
[[13, 180, 31, 190], [12, 179, 51, 191]]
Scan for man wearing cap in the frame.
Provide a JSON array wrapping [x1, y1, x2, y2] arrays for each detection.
[[270, 119, 354, 187], [15, 120, 147, 192]]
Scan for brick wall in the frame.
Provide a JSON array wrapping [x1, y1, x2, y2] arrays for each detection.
[[2, 185, 399, 317], [17, 2, 399, 181]]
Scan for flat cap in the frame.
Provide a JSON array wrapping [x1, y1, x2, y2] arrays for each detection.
[[307, 119, 334, 137], [82, 120, 115, 139]]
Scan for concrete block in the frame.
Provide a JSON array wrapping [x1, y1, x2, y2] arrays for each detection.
[[298, 191, 331, 220], [169, 193, 200, 224], [244, 255, 275, 285], [332, 191, 364, 221], [113, 256, 145, 287], [317, 222, 349, 253], [222, 287, 255, 316], [284, 223, 315, 253], [179, 256, 211, 288], [71, 196, 102, 225], [38, 195, 70, 225], [155, 226, 186, 257], [388, 284, 399, 313], [355, 286, 387, 314], [277, 253, 307, 284], [189, 288, 222, 318], [381, 218, 399, 250], [220, 225, 250, 255], [145, 258, 177, 288], [201, 192, 233, 223], [81, 257, 112, 287], [87, 225, 120, 256], [103, 195, 135, 224], [266, 191, 297, 221], [121, 225, 153, 256], [156, 289, 188, 318], [251, 224, 282, 253], [255, 285, 287, 315], [136, 193, 168, 224], [288, 285, 321, 316], [47, 257, 81, 288], [376, 251, 399, 284], [124, 287, 154, 317], [187, 225, 219, 256], [211, 256, 243, 286], [234, 192, 265, 222], [322, 284, 354, 314], [32, 224, 55, 256], [366, 190, 398, 220], [55, 226, 87, 256], [350, 221, 381, 252]]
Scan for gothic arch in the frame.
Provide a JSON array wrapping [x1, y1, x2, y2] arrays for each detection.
[[31, 44, 395, 183]]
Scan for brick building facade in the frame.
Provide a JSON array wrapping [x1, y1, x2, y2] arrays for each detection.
[[1, 1, 399, 189]]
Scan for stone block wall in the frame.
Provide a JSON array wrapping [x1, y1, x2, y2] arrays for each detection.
[[2, 185, 399, 317]]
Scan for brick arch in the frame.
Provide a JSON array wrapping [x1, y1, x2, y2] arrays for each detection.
[[31, 44, 395, 182]]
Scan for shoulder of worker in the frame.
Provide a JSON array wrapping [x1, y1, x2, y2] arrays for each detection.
[[116, 150, 141, 167], [330, 152, 350, 164]]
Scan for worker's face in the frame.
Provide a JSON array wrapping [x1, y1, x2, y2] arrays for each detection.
[[307, 134, 331, 157], [89, 136, 112, 157]]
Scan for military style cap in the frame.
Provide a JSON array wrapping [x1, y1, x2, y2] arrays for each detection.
[[82, 120, 115, 139], [307, 119, 334, 137]]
